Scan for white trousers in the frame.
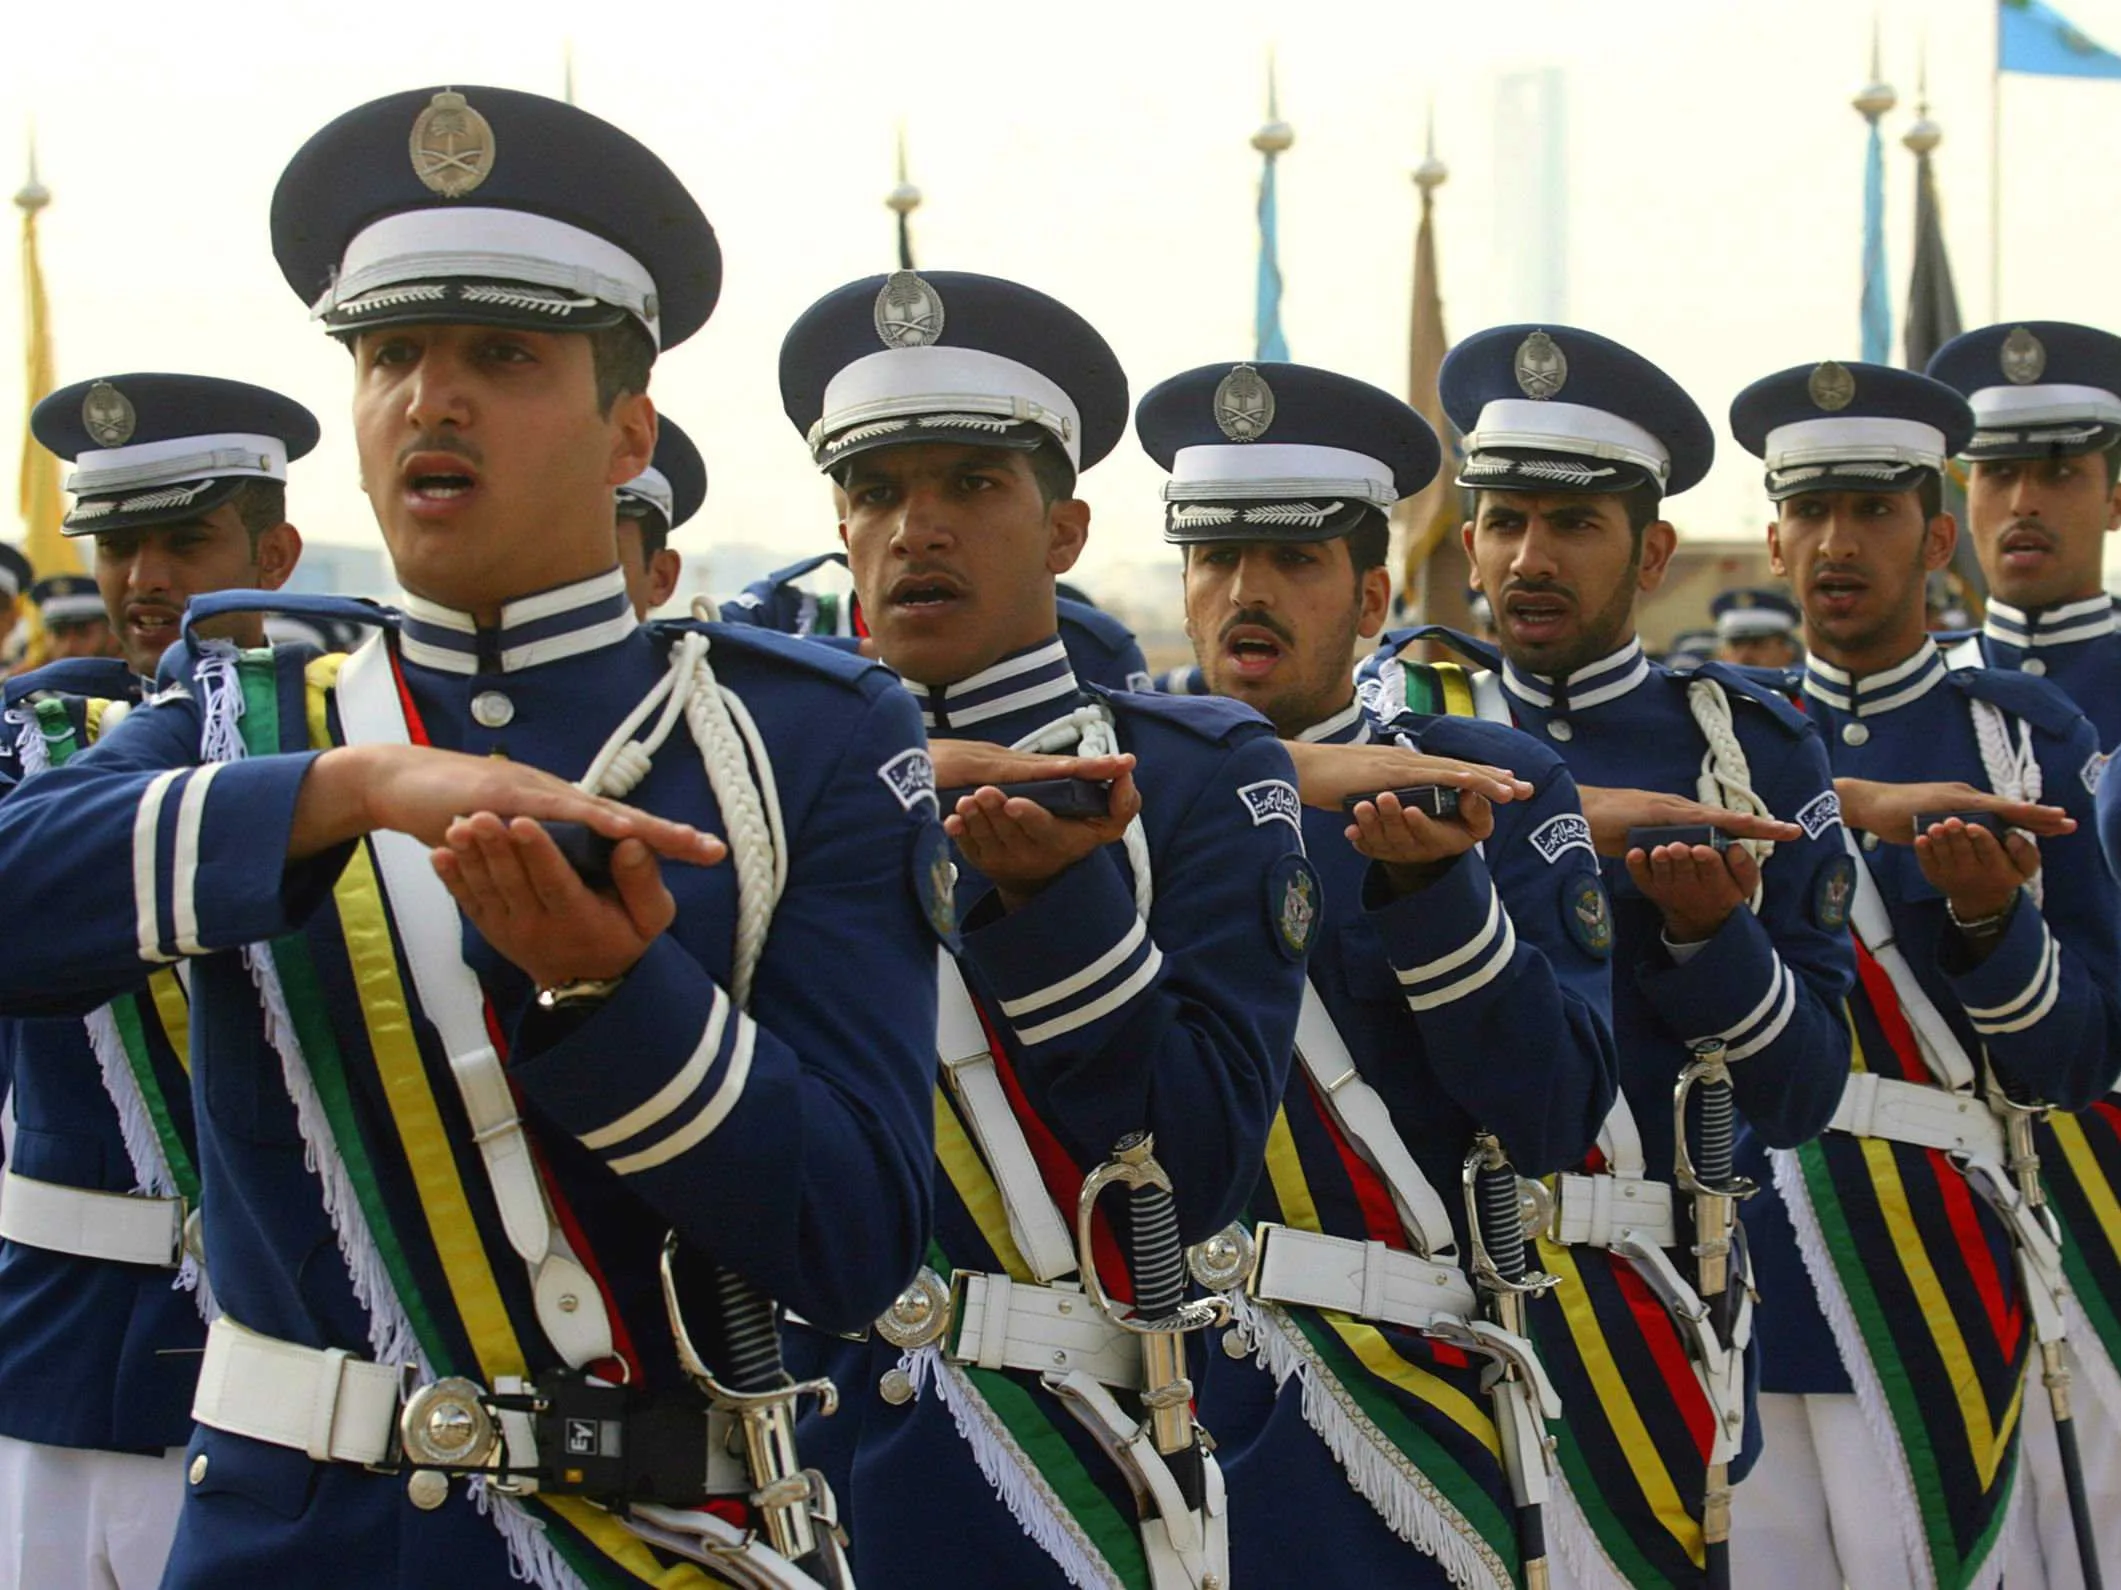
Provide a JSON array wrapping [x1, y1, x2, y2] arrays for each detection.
[[1729, 1392, 1919, 1590], [0, 1434, 186, 1590], [2007, 1363, 2121, 1590]]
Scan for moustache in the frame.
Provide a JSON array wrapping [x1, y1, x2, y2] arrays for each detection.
[[395, 432, 484, 471], [1221, 608, 1295, 646]]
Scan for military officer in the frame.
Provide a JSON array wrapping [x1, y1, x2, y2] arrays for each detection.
[[1724, 359, 2121, 1590], [0, 373, 317, 1590], [0, 544, 31, 680], [614, 414, 703, 618], [31, 573, 120, 662], [721, 547, 1155, 693], [776, 268, 1309, 1589], [1361, 325, 1857, 1590], [1926, 322, 2121, 1590], [1141, 356, 1620, 1589], [1711, 588, 1803, 669], [0, 86, 945, 1588]]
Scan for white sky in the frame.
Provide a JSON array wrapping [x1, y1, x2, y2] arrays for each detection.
[[5, 0, 2121, 603]]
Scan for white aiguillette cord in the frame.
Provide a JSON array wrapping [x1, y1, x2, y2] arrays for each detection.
[[335, 635, 615, 1370]]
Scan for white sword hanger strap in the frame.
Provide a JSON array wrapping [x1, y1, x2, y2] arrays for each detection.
[[937, 951, 1078, 1282], [336, 636, 615, 1368], [1468, 665, 1651, 1180], [1294, 980, 1459, 1257], [1842, 829, 1977, 1093]]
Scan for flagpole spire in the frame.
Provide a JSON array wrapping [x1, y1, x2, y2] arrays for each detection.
[[561, 41, 576, 106], [884, 124, 921, 271], [16, 126, 76, 579], [1854, 20, 1896, 364], [1251, 51, 1293, 362]]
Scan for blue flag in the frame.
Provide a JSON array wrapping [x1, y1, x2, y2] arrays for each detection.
[[1861, 118, 1890, 364], [1255, 151, 1289, 362], [2000, 0, 2121, 78]]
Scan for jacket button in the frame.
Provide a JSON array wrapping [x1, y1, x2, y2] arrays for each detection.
[[471, 691, 515, 729], [188, 1454, 208, 1485]]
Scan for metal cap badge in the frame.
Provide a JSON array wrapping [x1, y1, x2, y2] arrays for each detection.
[[2001, 326, 2047, 386], [873, 270, 945, 349], [1514, 331, 1567, 400], [409, 90, 495, 198], [1213, 364, 1275, 442], [81, 382, 135, 448], [1807, 360, 1856, 412]]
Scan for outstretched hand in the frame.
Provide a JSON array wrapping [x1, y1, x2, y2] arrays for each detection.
[[1576, 785, 1800, 859], [944, 761, 1143, 913]]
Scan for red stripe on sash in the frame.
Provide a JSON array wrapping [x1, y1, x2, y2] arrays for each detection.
[[973, 999, 1132, 1304], [1853, 944, 1927, 1085], [1611, 1258, 1716, 1461], [1304, 1074, 1410, 1253]]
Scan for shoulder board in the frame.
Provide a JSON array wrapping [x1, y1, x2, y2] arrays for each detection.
[[1092, 684, 1270, 744], [1685, 660, 1812, 735], [3, 657, 139, 711], [1369, 623, 1501, 671], [655, 619, 886, 694], [180, 589, 397, 652], [1946, 665, 2090, 737], [1057, 597, 1137, 653]]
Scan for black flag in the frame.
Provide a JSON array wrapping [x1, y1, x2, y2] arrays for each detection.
[[1903, 146, 1962, 370]]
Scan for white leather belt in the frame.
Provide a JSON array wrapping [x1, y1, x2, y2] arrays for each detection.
[[193, 1316, 405, 1465], [1828, 1073, 2006, 1160], [948, 1273, 1140, 1390], [1248, 1223, 1479, 1331], [0, 1170, 183, 1268], [1548, 1172, 1679, 1251]]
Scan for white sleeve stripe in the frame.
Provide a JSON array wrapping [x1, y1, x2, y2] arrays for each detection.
[[1395, 887, 1504, 986], [1962, 928, 2059, 1020], [1722, 971, 1798, 1062], [133, 769, 184, 964], [578, 987, 730, 1150], [170, 763, 222, 957], [608, 1014, 757, 1174], [1971, 941, 2062, 1035], [1706, 957, 1790, 1045], [1405, 914, 1518, 1011], [999, 914, 1149, 1019], [1014, 945, 1165, 1046]]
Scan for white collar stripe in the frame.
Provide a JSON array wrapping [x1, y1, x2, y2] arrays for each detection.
[[1296, 698, 1366, 743]]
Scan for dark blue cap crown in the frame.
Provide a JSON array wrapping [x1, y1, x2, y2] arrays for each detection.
[[1729, 361, 1970, 500], [1441, 324, 1714, 497], [1926, 321, 2121, 460]]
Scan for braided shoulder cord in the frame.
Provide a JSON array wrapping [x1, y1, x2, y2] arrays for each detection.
[[1686, 677, 1773, 913], [1969, 697, 2044, 910]]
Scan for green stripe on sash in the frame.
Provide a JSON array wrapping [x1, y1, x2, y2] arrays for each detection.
[[107, 992, 199, 1203]]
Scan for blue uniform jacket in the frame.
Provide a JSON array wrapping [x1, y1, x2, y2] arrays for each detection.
[[1749, 645, 2121, 1391], [720, 550, 1153, 694], [800, 636, 1306, 1590], [1200, 694, 1617, 1587], [1959, 596, 2121, 751], [0, 660, 205, 1454], [0, 576, 943, 1586]]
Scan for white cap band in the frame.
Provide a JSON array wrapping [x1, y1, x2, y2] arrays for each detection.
[[68, 433, 289, 497], [1764, 415, 1946, 471], [321, 207, 661, 345], [0, 569, 19, 600], [616, 464, 675, 524], [1717, 609, 1796, 640], [38, 592, 104, 625], [1164, 442, 1398, 507], [1467, 398, 1670, 482], [1967, 382, 2121, 428], [812, 346, 1082, 469]]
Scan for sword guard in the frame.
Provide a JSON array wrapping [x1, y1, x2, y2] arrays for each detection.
[[1076, 1133, 1230, 1336], [1672, 1057, 1756, 1202]]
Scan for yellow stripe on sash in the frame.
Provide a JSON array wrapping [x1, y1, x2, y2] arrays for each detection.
[[1538, 1237, 1702, 1568], [148, 969, 191, 1075], [1261, 1104, 1497, 1453], [305, 657, 719, 1587], [1856, 1135, 2018, 1487], [934, 1088, 1034, 1283], [2050, 1113, 2121, 1270], [1435, 663, 1475, 719]]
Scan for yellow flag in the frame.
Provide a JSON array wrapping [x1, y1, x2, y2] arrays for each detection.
[[1393, 130, 1473, 630], [17, 158, 78, 578]]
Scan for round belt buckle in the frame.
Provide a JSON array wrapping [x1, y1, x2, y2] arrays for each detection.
[[1186, 1223, 1258, 1292], [400, 1376, 498, 1471], [874, 1268, 952, 1350]]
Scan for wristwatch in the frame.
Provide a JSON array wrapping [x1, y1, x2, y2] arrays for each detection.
[[535, 976, 626, 1012], [1946, 895, 2017, 941]]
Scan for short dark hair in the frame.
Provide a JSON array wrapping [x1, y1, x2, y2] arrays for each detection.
[[230, 480, 287, 545], [589, 320, 656, 415], [1345, 508, 1390, 575], [618, 501, 670, 558], [1917, 472, 1944, 522], [1619, 482, 1663, 538], [2099, 438, 2121, 492], [1026, 437, 1077, 508]]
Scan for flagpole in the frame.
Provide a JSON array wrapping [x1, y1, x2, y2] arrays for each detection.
[[1990, 6, 2004, 321]]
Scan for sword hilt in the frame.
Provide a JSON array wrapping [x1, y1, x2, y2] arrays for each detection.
[[1463, 1135, 1559, 1299]]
